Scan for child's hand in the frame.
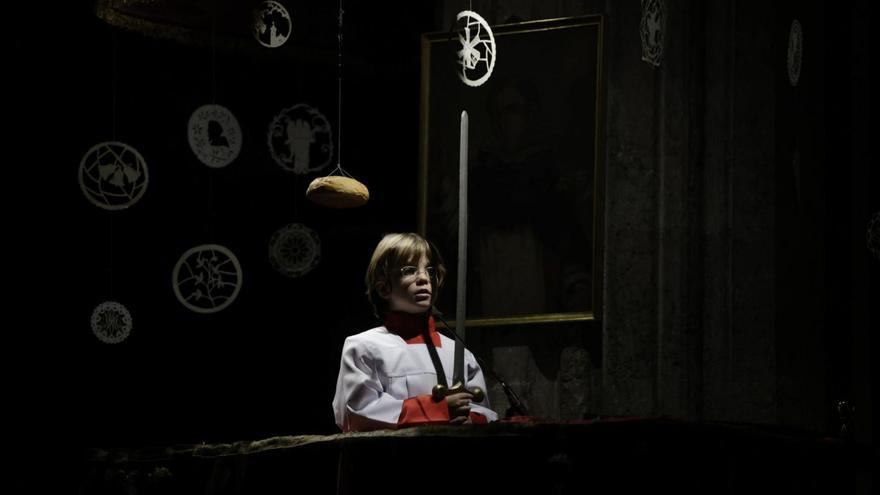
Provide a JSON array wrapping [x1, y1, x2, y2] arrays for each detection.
[[449, 415, 473, 425], [445, 392, 473, 421]]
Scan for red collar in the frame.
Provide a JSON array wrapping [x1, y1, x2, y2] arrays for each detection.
[[384, 312, 442, 347]]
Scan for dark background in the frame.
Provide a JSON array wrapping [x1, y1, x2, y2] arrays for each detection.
[[12, 0, 438, 447]]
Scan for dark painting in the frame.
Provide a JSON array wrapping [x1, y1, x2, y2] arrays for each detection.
[[419, 16, 605, 326]]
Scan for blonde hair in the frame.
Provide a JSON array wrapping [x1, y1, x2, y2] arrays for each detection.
[[365, 233, 446, 318]]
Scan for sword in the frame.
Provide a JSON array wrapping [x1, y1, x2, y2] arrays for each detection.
[[432, 110, 483, 403]]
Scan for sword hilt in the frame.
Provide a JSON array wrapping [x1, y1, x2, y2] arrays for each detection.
[[432, 382, 485, 403]]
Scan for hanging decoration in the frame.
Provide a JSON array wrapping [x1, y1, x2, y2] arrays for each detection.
[[306, 173, 369, 208], [639, 0, 665, 67], [188, 104, 242, 168], [79, 141, 150, 210], [867, 212, 880, 260], [172, 244, 243, 314], [787, 19, 803, 87], [253, 0, 292, 48], [268, 103, 334, 174], [91, 301, 133, 344], [268, 223, 322, 278], [456, 10, 496, 87], [305, 0, 370, 208]]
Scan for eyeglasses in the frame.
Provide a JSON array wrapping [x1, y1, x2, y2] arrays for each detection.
[[399, 265, 436, 280]]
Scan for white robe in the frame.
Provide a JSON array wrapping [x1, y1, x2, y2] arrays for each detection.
[[332, 326, 498, 431]]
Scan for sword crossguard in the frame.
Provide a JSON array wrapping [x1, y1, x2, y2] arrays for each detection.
[[432, 382, 485, 403]]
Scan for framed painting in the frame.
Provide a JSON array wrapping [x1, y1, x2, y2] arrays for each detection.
[[419, 15, 605, 327]]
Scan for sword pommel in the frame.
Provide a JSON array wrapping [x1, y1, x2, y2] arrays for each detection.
[[432, 382, 485, 403]]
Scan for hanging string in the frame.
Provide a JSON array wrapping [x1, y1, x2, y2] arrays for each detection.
[[109, 26, 118, 296], [326, 163, 354, 178], [111, 28, 118, 141], [211, 1, 217, 104], [207, 2, 219, 235], [336, 0, 344, 171], [318, 0, 363, 182], [318, 0, 351, 180]]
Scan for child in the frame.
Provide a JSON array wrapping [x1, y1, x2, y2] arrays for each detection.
[[332, 233, 498, 431]]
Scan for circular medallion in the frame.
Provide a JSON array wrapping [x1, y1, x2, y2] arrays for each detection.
[[91, 301, 133, 344], [456, 10, 496, 87], [253, 1, 292, 48], [268, 223, 321, 278], [79, 141, 149, 210], [639, 0, 665, 67], [188, 104, 242, 168], [267, 103, 334, 174], [787, 19, 803, 87], [172, 244, 243, 314], [867, 212, 880, 260]]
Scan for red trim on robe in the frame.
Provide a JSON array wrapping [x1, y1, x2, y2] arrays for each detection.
[[384, 312, 442, 347], [398, 394, 450, 426], [469, 412, 488, 424], [397, 396, 490, 427]]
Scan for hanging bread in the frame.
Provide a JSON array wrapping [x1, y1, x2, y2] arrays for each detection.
[[306, 176, 370, 208]]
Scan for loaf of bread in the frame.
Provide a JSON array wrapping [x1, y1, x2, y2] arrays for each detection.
[[306, 176, 370, 208]]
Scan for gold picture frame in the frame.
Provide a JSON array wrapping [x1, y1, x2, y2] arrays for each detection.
[[418, 15, 605, 327]]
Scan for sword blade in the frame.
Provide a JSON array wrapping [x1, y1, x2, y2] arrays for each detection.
[[454, 110, 468, 385]]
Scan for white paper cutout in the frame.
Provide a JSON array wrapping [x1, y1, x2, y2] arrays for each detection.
[[267, 103, 334, 174], [456, 10, 496, 87], [172, 244, 243, 314], [91, 301, 133, 344], [253, 1, 292, 48], [268, 223, 321, 278], [639, 0, 665, 67], [787, 19, 803, 87], [79, 141, 149, 210], [868, 212, 880, 260], [188, 104, 242, 168]]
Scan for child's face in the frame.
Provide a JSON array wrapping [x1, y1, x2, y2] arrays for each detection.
[[383, 255, 434, 314]]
